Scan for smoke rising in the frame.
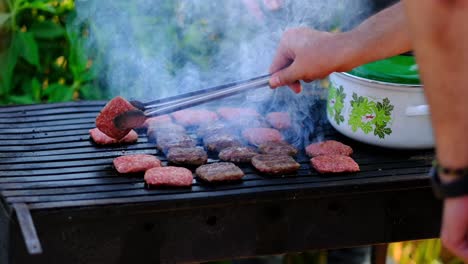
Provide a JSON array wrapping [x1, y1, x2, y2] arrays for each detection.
[[74, 0, 371, 146]]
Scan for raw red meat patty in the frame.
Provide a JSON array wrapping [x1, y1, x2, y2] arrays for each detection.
[[310, 155, 360, 174], [96, 96, 141, 139], [242, 128, 283, 146], [196, 162, 245, 182], [171, 109, 218, 127], [306, 140, 353, 157], [218, 146, 258, 163], [89, 128, 138, 145], [167, 147, 208, 166], [203, 133, 242, 152], [113, 154, 161, 173], [217, 107, 260, 121], [251, 154, 300, 175], [258, 141, 297, 156], [145, 167, 193, 187], [266, 112, 291, 129], [142, 115, 172, 128]]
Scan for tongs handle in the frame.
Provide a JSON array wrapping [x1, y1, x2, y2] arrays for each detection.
[[144, 74, 271, 116]]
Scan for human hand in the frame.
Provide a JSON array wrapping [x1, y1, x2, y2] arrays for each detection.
[[441, 196, 468, 262], [269, 27, 351, 93]]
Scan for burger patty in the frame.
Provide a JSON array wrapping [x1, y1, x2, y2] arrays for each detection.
[[113, 154, 161, 174], [197, 122, 231, 139], [258, 141, 298, 156], [218, 146, 258, 163], [242, 128, 283, 146], [147, 123, 186, 142], [141, 115, 172, 128], [96, 96, 142, 139], [228, 116, 270, 129], [266, 112, 291, 130], [156, 133, 196, 152], [171, 109, 219, 127], [306, 140, 353, 157], [145, 167, 193, 187], [196, 162, 245, 182], [203, 133, 242, 152], [217, 107, 260, 121], [90, 128, 138, 145], [310, 155, 360, 174], [251, 154, 300, 175], [166, 147, 208, 166]]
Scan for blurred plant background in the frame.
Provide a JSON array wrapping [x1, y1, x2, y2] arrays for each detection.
[[0, 0, 463, 263]]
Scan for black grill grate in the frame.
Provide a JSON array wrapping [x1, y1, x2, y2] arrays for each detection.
[[0, 101, 434, 210]]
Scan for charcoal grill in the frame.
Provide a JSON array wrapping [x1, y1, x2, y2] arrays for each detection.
[[0, 101, 442, 264]]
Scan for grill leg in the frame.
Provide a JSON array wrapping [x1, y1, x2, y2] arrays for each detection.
[[371, 244, 388, 264]]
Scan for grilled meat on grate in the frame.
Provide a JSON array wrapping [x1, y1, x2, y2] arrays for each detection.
[[251, 154, 300, 175], [218, 146, 258, 163], [196, 162, 245, 182], [167, 147, 208, 166]]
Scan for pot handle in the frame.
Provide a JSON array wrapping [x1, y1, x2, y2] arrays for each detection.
[[405, 105, 430, 116]]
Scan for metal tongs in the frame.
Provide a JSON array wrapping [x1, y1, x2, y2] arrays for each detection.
[[114, 74, 271, 129]]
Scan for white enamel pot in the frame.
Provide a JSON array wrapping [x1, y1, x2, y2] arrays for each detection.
[[327, 72, 434, 149]]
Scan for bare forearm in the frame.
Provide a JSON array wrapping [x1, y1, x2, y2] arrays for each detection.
[[403, 0, 468, 174], [337, 2, 412, 72]]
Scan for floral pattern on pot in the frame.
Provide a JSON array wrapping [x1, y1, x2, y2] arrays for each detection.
[[327, 83, 346, 125], [348, 93, 394, 139]]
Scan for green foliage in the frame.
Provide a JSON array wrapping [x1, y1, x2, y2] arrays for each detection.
[[0, 0, 102, 105]]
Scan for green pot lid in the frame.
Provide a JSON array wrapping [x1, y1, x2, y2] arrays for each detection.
[[347, 55, 421, 85]]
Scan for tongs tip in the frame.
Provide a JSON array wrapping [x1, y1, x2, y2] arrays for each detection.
[[114, 109, 147, 130]]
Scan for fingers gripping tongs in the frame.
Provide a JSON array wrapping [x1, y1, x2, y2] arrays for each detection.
[[114, 74, 271, 130]]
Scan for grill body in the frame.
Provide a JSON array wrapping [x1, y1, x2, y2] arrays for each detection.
[[0, 101, 441, 264]]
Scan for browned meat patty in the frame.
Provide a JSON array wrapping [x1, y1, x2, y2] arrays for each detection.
[[310, 155, 360, 174], [166, 147, 208, 166], [203, 133, 242, 152], [145, 167, 193, 187], [251, 154, 300, 175], [258, 141, 298, 156], [242, 128, 283, 146], [96, 96, 142, 139], [90, 128, 138, 145], [218, 146, 258, 163], [306, 140, 353, 157], [147, 123, 186, 142], [196, 162, 245, 182], [113, 154, 161, 173], [266, 112, 291, 129], [197, 122, 231, 139], [228, 116, 270, 129], [171, 109, 218, 127], [156, 133, 196, 152]]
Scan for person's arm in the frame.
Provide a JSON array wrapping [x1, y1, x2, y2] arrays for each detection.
[[402, 0, 468, 261], [269, 2, 411, 92]]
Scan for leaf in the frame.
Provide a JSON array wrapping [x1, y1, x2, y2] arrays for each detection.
[[15, 32, 40, 68], [0, 46, 19, 95], [0, 13, 11, 27], [30, 21, 65, 39], [31, 78, 42, 101], [20, 1, 57, 14], [79, 83, 102, 100], [7, 95, 35, 105], [44, 83, 74, 102]]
